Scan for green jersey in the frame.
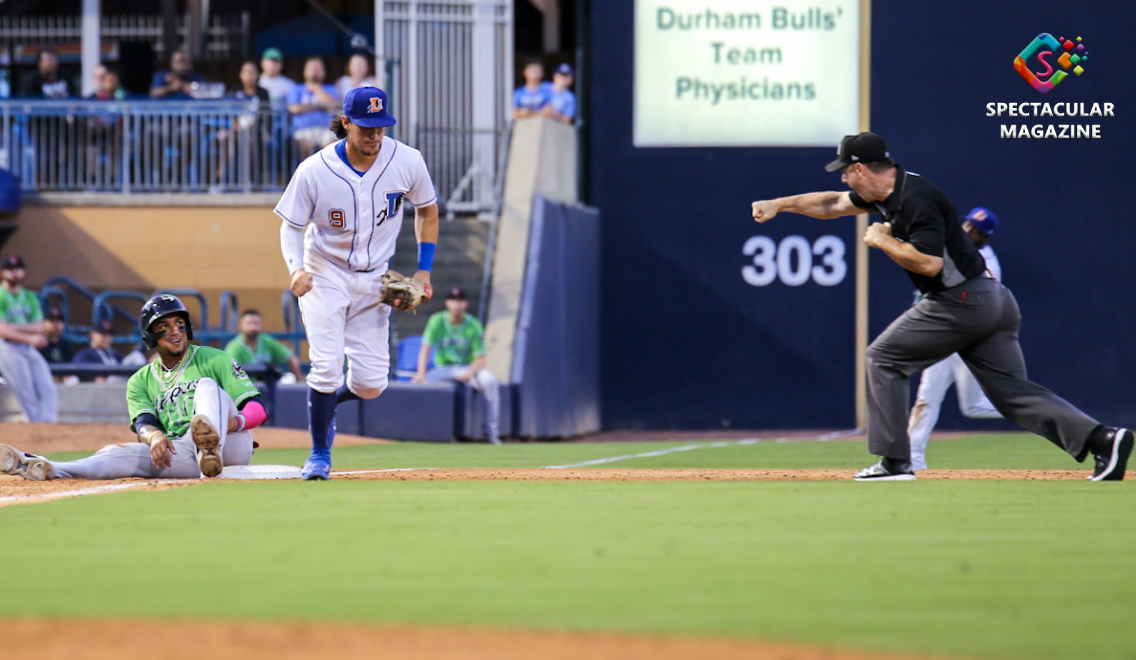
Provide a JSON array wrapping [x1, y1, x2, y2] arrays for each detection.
[[0, 287, 43, 325], [422, 311, 485, 366], [126, 345, 261, 437], [224, 334, 293, 367]]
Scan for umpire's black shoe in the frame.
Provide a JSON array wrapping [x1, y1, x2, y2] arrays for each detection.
[[1089, 427, 1134, 482], [854, 457, 916, 481]]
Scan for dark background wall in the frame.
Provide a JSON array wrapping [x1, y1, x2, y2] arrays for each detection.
[[589, 0, 1136, 430]]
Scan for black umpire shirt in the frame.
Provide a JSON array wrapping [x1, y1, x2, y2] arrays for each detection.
[[849, 165, 987, 294]]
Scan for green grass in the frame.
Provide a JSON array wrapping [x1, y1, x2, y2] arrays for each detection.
[[4, 433, 1132, 660], [45, 431, 1084, 470]]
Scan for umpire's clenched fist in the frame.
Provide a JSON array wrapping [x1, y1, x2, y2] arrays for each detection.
[[290, 269, 314, 297], [751, 200, 779, 223]]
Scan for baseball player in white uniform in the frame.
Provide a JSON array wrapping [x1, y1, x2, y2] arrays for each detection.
[[907, 207, 1003, 470], [275, 86, 438, 480]]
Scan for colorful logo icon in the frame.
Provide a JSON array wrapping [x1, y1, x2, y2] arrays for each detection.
[[1014, 33, 1088, 94]]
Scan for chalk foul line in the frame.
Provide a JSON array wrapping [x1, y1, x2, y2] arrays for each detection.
[[0, 481, 152, 504]]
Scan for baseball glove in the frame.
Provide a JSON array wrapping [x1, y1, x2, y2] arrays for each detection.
[[380, 269, 432, 312]]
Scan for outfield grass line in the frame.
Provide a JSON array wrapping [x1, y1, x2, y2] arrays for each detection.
[[543, 438, 771, 469]]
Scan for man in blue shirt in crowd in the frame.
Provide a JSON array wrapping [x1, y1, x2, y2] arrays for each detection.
[[287, 57, 340, 158], [150, 50, 205, 100], [512, 58, 550, 120], [541, 63, 576, 124]]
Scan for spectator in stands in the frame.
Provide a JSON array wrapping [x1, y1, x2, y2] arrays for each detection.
[[20, 48, 76, 99], [85, 68, 126, 187], [39, 306, 73, 367], [412, 287, 501, 444], [335, 53, 377, 99], [150, 50, 205, 100], [73, 319, 122, 383], [211, 60, 271, 188], [541, 63, 576, 124], [0, 254, 57, 422], [512, 58, 550, 120], [287, 57, 339, 158], [258, 47, 296, 104], [122, 345, 155, 367], [88, 68, 125, 100], [224, 309, 304, 382], [232, 60, 270, 105]]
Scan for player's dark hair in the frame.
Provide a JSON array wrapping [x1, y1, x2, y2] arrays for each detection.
[[239, 309, 261, 319], [37, 47, 58, 64], [864, 160, 895, 174], [524, 56, 543, 68], [329, 115, 348, 139]]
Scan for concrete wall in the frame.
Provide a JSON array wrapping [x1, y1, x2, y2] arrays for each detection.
[[0, 383, 130, 424], [484, 117, 578, 384], [7, 205, 292, 332]]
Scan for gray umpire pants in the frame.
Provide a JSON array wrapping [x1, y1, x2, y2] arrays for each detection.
[[866, 277, 1099, 462], [0, 339, 58, 423]]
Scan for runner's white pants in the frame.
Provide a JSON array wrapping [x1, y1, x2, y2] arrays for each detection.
[[907, 353, 1002, 470], [50, 378, 254, 479]]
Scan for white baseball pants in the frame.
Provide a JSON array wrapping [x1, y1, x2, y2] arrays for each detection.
[[907, 352, 1002, 470], [299, 260, 391, 398]]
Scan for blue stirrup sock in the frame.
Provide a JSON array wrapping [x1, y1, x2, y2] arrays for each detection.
[[307, 388, 338, 455], [336, 384, 361, 404]]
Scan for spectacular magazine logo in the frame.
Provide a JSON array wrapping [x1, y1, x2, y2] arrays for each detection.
[[1013, 33, 1088, 94], [987, 31, 1111, 139]]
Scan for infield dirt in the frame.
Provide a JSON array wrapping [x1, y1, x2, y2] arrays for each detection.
[[2, 618, 946, 660]]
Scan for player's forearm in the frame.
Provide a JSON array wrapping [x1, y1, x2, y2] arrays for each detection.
[[416, 344, 431, 376], [468, 355, 486, 375], [136, 424, 164, 444], [774, 191, 855, 219], [876, 238, 944, 276], [414, 204, 440, 244], [0, 322, 27, 341], [280, 220, 306, 275]]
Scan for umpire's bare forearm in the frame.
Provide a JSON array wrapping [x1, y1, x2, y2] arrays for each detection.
[[753, 191, 863, 221]]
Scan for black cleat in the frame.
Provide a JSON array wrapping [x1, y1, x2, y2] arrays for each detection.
[[854, 457, 916, 481], [1089, 428, 1134, 482]]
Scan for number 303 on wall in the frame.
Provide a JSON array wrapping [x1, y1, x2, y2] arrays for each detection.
[[742, 235, 847, 287]]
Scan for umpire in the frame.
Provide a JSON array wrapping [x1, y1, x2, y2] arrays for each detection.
[[750, 132, 1132, 481]]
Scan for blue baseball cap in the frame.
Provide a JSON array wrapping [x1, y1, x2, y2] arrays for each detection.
[[555, 63, 573, 76], [342, 86, 396, 128], [965, 207, 999, 236]]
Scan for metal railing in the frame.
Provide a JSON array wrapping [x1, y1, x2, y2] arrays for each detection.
[[0, 99, 509, 208], [1, 99, 298, 193]]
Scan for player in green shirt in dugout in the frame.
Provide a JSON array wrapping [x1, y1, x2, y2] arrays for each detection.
[[412, 287, 501, 444], [224, 309, 305, 383]]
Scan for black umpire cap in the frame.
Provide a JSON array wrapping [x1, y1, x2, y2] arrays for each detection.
[[825, 132, 891, 172]]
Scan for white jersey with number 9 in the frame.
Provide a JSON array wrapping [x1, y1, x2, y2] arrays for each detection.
[[274, 136, 437, 275]]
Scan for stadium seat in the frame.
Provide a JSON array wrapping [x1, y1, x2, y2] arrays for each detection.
[[394, 335, 434, 381]]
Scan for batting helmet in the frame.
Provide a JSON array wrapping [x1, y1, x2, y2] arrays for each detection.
[[139, 294, 194, 349]]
